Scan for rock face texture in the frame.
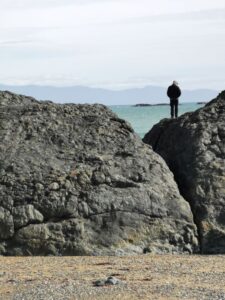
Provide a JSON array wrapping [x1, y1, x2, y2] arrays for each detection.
[[143, 91, 225, 254], [0, 91, 198, 255]]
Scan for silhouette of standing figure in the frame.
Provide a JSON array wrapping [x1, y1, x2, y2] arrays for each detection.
[[167, 81, 181, 118]]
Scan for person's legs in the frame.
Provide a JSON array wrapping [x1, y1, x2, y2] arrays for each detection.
[[174, 99, 178, 118], [170, 99, 174, 118]]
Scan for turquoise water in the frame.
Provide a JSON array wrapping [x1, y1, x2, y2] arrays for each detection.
[[110, 103, 204, 138]]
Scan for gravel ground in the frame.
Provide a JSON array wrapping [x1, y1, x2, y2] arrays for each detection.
[[0, 255, 225, 300]]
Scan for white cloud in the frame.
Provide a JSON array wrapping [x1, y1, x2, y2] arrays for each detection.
[[0, 0, 224, 91]]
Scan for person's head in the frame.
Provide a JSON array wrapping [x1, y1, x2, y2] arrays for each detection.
[[173, 80, 178, 85]]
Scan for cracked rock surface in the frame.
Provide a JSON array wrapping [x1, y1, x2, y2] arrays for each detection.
[[143, 91, 225, 254], [0, 91, 198, 255]]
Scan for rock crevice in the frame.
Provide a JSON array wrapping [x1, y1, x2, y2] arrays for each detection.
[[143, 91, 225, 253]]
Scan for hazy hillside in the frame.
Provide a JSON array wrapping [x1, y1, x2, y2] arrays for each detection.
[[0, 84, 218, 105]]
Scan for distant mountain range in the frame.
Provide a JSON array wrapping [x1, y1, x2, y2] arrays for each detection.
[[0, 84, 218, 105]]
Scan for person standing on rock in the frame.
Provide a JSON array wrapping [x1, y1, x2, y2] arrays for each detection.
[[167, 81, 181, 118]]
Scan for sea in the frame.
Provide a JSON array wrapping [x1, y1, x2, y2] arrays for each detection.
[[110, 103, 204, 138]]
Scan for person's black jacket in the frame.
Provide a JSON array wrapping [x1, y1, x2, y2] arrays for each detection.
[[167, 84, 181, 99]]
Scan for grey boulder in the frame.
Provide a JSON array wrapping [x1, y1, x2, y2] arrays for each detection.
[[0, 91, 198, 255], [143, 91, 225, 253]]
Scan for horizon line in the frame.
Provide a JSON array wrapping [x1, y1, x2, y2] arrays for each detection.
[[0, 83, 219, 92]]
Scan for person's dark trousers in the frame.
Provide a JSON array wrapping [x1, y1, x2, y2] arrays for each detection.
[[170, 98, 178, 118]]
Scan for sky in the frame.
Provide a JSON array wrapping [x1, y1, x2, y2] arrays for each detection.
[[0, 0, 224, 91]]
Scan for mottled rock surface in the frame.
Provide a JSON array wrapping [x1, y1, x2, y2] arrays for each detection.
[[143, 91, 225, 253], [0, 91, 198, 255]]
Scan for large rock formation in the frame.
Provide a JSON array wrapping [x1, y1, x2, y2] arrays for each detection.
[[143, 91, 225, 253], [0, 91, 198, 255]]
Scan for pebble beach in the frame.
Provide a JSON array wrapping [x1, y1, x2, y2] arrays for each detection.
[[1, 255, 225, 300]]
